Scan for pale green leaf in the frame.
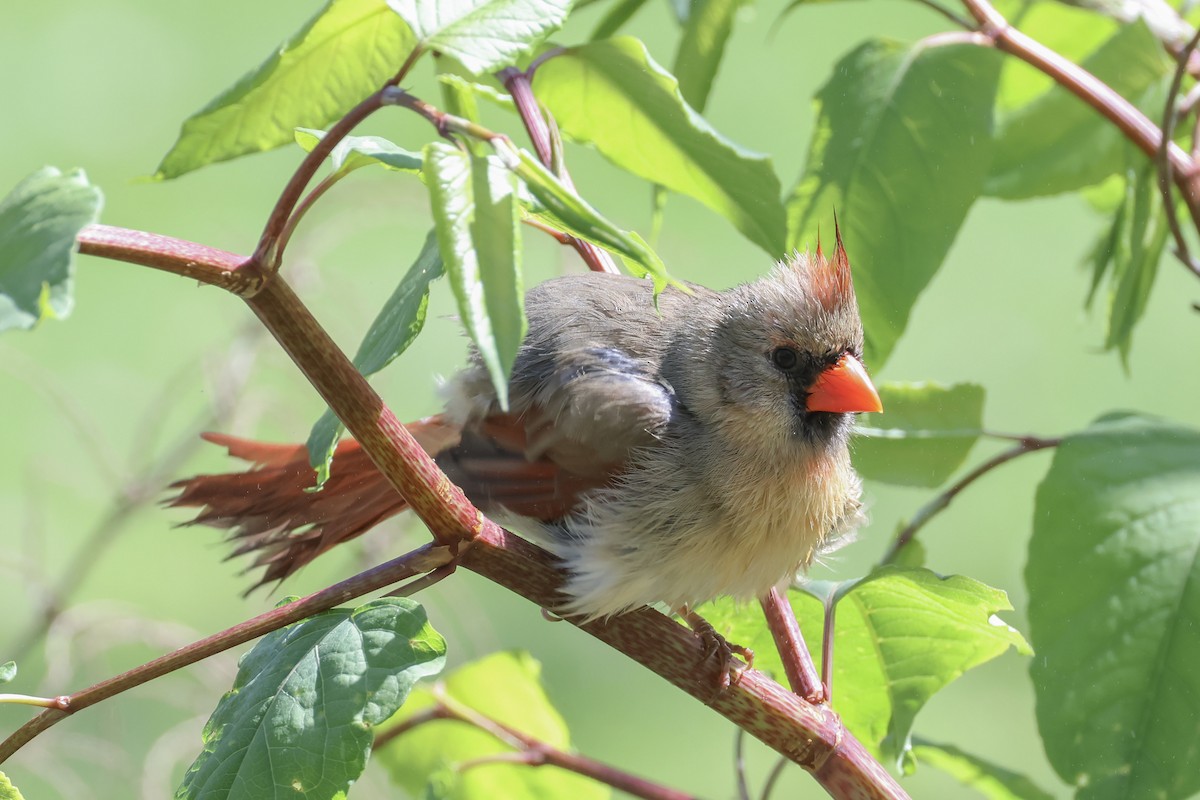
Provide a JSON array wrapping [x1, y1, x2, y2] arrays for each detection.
[[155, 0, 415, 179], [386, 0, 573, 74], [1029, 414, 1200, 800], [0, 772, 25, 800], [377, 651, 610, 800], [176, 598, 446, 800], [853, 382, 985, 488], [0, 167, 103, 333], [295, 128, 423, 175], [701, 566, 1028, 766], [534, 37, 787, 256], [426, 143, 524, 410], [0, 662, 14, 685], [673, 0, 747, 112], [786, 40, 1000, 368]]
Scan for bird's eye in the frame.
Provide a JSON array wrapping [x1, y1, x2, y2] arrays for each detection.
[[771, 347, 799, 371]]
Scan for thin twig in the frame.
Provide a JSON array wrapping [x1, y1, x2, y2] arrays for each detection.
[[908, 0, 976, 31], [1158, 26, 1200, 279], [882, 437, 1062, 565], [735, 729, 752, 800], [759, 756, 789, 800], [497, 67, 619, 274], [0, 543, 455, 763], [759, 588, 824, 703]]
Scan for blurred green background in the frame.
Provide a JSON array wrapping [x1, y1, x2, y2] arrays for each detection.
[[2, 1, 1198, 797]]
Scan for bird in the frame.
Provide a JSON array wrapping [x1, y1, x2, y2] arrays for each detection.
[[170, 233, 882, 628]]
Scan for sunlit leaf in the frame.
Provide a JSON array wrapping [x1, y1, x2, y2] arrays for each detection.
[[0, 167, 103, 333], [534, 37, 787, 257], [377, 651, 610, 800], [176, 598, 446, 800], [786, 39, 1000, 368], [1029, 413, 1200, 800], [426, 143, 524, 410], [386, 0, 573, 74], [155, 0, 414, 179], [295, 128, 423, 175], [701, 566, 1028, 767], [0, 772, 25, 800], [853, 382, 985, 488]]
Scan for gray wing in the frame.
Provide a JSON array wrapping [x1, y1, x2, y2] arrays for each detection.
[[443, 273, 708, 470]]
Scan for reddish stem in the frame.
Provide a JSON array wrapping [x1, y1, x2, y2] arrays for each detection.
[[498, 67, 619, 274], [760, 588, 825, 703]]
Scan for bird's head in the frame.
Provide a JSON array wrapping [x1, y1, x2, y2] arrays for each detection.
[[667, 228, 882, 454]]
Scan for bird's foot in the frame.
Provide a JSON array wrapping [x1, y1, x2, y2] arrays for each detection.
[[679, 607, 754, 695]]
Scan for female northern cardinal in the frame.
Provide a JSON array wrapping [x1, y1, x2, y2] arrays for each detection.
[[172, 235, 882, 620]]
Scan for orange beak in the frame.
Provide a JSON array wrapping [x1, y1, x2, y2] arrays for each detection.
[[807, 353, 883, 413]]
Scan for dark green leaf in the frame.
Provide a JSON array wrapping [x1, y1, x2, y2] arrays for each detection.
[[673, 0, 746, 112], [0, 167, 103, 333], [1029, 414, 1200, 800], [306, 231, 445, 486], [386, 0, 573, 74], [0, 772, 25, 800], [985, 20, 1170, 199], [853, 382, 985, 488], [786, 40, 1000, 368], [534, 37, 787, 256], [295, 128, 423, 175], [155, 0, 415, 179], [426, 143, 524, 410], [701, 566, 1028, 766], [912, 739, 1057, 800], [176, 598, 446, 800], [0, 662, 16, 685], [376, 651, 610, 800], [589, 0, 649, 40]]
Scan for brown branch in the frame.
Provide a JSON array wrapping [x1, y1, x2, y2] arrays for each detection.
[[1158, 26, 1200, 279], [497, 67, 620, 274], [382, 691, 700, 800], [0, 543, 455, 762], [960, 0, 1200, 237], [882, 437, 1061, 565], [59, 223, 907, 797], [77, 224, 258, 294], [760, 588, 825, 703]]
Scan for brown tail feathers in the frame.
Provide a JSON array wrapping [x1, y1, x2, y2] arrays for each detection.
[[168, 416, 460, 592]]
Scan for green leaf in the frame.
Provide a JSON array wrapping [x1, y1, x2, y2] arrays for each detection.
[[377, 651, 609, 800], [852, 382, 985, 488], [437, 73, 515, 112], [502, 144, 675, 287], [1028, 414, 1200, 800], [589, 0, 649, 40], [295, 128, 423, 175], [1103, 163, 1166, 364], [533, 37, 787, 257], [786, 40, 1000, 368], [154, 0, 414, 179], [386, 0, 573, 74], [0, 771, 25, 800], [985, 20, 1171, 199], [701, 566, 1028, 767], [912, 739, 1057, 800], [426, 143, 524, 411], [176, 597, 445, 800], [306, 231, 445, 486], [673, 0, 747, 113], [0, 662, 16, 685], [0, 167, 103, 333]]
